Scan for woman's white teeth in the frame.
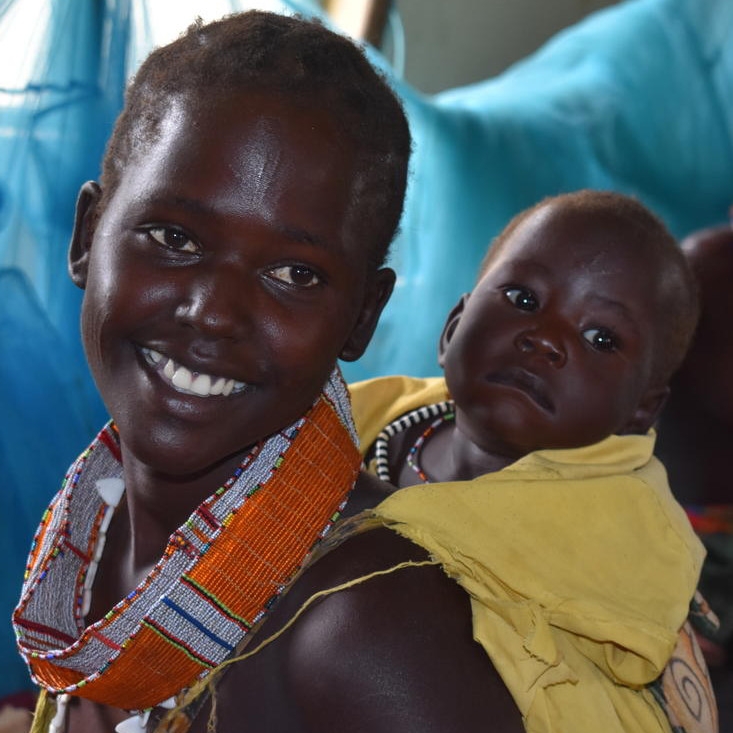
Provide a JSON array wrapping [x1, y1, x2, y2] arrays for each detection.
[[143, 348, 244, 397], [209, 377, 225, 396], [171, 366, 194, 391], [190, 374, 211, 396], [169, 361, 238, 396]]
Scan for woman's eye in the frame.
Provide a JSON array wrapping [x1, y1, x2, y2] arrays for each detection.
[[268, 265, 321, 288], [504, 287, 538, 311], [148, 227, 198, 253], [582, 327, 619, 352]]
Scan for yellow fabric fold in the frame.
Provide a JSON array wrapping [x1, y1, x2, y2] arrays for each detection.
[[350, 376, 705, 733]]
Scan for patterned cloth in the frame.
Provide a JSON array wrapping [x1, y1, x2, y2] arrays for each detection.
[[685, 505, 733, 650], [650, 593, 719, 733]]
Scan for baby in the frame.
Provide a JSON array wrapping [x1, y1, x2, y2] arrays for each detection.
[[352, 190, 716, 733]]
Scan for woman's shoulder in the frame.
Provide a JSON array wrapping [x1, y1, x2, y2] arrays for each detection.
[[208, 524, 523, 733], [274, 525, 523, 732]]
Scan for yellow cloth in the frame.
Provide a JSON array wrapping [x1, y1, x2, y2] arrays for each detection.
[[350, 376, 706, 733], [351, 375, 448, 455]]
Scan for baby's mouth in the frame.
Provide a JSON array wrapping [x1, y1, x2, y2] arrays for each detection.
[[141, 347, 247, 398], [487, 368, 554, 412]]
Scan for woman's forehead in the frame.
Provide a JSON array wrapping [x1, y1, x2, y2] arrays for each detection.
[[104, 92, 367, 264], [122, 92, 349, 187]]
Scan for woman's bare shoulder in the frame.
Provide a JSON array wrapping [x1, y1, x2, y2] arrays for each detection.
[[280, 526, 524, 733], [202, 523, 523, 733]]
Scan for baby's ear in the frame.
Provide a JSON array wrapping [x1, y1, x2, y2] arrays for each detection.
[[339, 267, 396, 362], [68, 181, 102, 289], [438, 294, 469, 368], [621, 385, 670, 435]]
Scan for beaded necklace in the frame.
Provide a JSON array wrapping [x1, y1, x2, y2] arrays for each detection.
[[372, 401, 454, 484], [14, 368, 360, 713]]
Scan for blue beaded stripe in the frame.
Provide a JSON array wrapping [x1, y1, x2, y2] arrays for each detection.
[[180, 575, 252, 629], [161, 597, 236, 653]]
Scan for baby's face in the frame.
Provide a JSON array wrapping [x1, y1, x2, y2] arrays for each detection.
[[74, 91, 384, 477], [442, 202, 663, 459]]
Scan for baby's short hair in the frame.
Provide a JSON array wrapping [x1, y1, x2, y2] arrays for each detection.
[[478, 190, 700, 388], [101, 11, 411, 270]]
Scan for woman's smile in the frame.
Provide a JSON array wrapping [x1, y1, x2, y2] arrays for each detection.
[[140, 346, 248, 397]]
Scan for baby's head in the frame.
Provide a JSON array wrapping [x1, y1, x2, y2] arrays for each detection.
[[439, 190, 699, 460], [100, 10, 411, 270], [68, 11, 411, 476]]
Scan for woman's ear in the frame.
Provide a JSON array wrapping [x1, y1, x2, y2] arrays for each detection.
[[438, 294, 469, 368], [68, 181, 102, 290], [620, 385, 670, 435], [339, 267, 396, 362]]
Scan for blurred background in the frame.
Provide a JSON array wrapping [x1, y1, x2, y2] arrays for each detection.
[[349, 0, 621, 92]]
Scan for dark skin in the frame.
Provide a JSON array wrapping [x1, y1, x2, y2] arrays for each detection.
[[655, 213, 733, 505], [182, 527, 520, 733], [389, 201, 671, 488], [65, 89, 523, 732]]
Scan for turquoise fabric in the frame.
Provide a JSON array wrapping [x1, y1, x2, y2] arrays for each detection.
[[1, 0, 732, 698], [352, 0, 733, 381], [0, 0, 130, 698], [0, 269, 105, 697]]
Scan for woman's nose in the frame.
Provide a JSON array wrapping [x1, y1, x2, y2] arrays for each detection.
[[514, 329, 567, 367], [174, 267, 248, 339]]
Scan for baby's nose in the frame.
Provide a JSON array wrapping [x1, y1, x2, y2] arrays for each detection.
[[514, 330, 566, 366]]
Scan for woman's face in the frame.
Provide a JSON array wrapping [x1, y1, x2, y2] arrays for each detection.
[[72, 92, 392, 479]]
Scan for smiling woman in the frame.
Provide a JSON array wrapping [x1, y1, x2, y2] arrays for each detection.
[[12, 11, 419, 732], [4, 2, 731, 729]]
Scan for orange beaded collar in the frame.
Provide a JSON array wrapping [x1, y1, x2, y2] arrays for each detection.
[[14, 369, 360, 711]]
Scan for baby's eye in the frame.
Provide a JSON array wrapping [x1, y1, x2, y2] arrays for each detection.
[[582, 327, 619, 352], [504, 287, 538, 311], [148, 227, 198, 254], [268, 265, 321, 288]]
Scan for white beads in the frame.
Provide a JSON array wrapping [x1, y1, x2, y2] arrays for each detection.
[[81, 482, 125, 617]]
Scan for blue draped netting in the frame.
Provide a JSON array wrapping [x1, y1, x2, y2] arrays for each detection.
[[1, 0, 732, 698], [363, 0, 733, 382]]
